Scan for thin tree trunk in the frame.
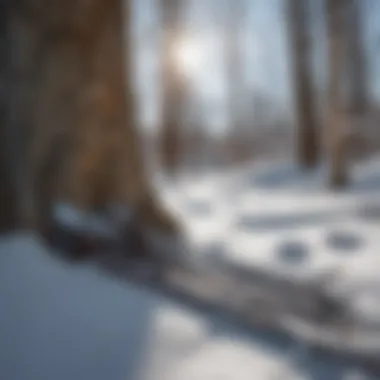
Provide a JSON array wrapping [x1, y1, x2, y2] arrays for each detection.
[[346, 0, 367, 115], [224, 0, 244, 165], [160, 0, 184, 177], [326, 0, 349, 189], [287, 0, 320, 168], [225, 0, 242, 130]]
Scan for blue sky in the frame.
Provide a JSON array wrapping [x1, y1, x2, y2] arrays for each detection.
[[131, 0, 380, 133]]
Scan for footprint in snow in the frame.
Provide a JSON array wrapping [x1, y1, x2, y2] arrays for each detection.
[[276, 240, 310, 266], [326, 230, 364, 256]]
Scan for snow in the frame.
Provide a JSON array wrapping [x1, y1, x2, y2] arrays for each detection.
[[53, 202, 134, 238], [0, 234, 153, 380], [0, 233, 376, 380], [156, 157, 380, 327], [16, 157, 380, 379], [53, 202, 118, 237]]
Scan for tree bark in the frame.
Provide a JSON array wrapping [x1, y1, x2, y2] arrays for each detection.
[[224, 0, 245, 164], [3, 0, 178, 236], [160, 0, 184, 177], [287, 0, 320, 168], [326, 0, 349, 189], [0, 0, 17, 232], [346, 0, 367, 115]]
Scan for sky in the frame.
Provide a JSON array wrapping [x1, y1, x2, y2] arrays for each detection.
[[130, 0, 380, 134]]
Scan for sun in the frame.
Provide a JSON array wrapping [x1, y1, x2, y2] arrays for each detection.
[[172, 38, 204, 77]]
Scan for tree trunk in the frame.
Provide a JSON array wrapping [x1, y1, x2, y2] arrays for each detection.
[[65, 0, 149, 211], [160, 0, 184, 177], [3, 0, 178, 236], [224, 0, 245, 165], [346, 0, 367, 115], [287, 0, 320, 168], [0, 0, 17, 232], [326, 0, 349, 189]]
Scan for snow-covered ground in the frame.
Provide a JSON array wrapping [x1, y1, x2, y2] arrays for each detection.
[[157, 157, 380, 328], [0, 234, 376, 380], [11, 157, 380, 379]]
